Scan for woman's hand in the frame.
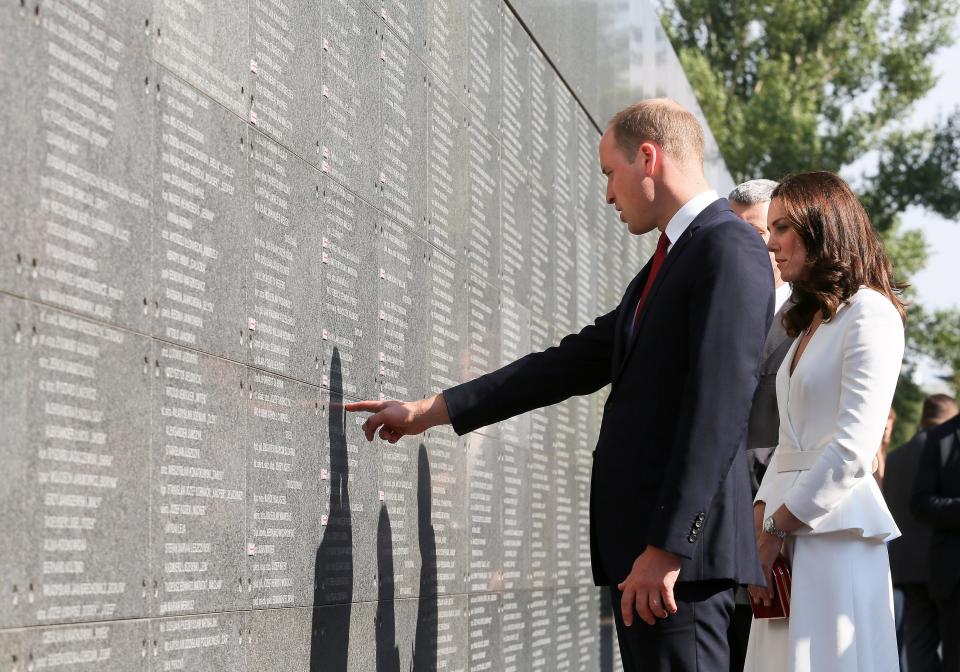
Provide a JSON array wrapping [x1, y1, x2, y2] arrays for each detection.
[[753, 502, 765, 539], [747, 532, 783, 607]]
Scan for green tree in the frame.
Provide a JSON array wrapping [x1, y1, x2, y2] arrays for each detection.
[[662, 0, 960, 415]]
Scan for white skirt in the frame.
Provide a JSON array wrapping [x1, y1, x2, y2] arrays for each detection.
[[744, 531, 899, 672]]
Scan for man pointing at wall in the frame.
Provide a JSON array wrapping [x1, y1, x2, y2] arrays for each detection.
[[347, 98, 773, 672]]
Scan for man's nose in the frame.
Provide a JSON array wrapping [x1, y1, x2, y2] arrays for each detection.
[[606, 192, 615, 205]]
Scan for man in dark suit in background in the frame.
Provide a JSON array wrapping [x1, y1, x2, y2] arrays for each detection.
[[912, 404, 960, 672], [725, 179, 794, 672], [885, 394, 957, 672], [347, 98, 773, 671]]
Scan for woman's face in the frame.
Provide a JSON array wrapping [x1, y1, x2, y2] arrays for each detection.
[[766, 197, 809, 283]]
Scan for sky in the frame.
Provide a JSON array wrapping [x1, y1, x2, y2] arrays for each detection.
[[900, 15, 960, 312]]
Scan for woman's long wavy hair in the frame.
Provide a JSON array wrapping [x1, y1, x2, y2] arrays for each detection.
[[772, 171, 907, 337]]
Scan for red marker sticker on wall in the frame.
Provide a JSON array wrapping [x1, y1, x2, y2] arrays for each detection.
[[379, 310, 386, 321], [379, 172, 387, 184], [322, 373, 329, 386], [322, 38, 330, 51], [321, 514, 328, 526], [379, 268, 386, 279], [379, 352, 386, 362], [249, 110, 258, 125], [379, 490, 386, 502], [247, 543, 257, 556], [322, 252, 330, 264], [321, 468, 328, 480], [250, 59, 258, 73], [321, 145, 330, 159], [248, 317, 257, 331], [321, 160, 330, 174], [322, 85, 330, 98], [322, 237, 330, 249], [322, 328, 329, 340]]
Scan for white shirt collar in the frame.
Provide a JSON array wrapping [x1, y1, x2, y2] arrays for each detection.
[[663, 190, 720, 252], [774, 283, 792, 315]]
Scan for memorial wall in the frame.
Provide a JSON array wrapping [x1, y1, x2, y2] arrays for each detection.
[[0, 0, 731, 670]]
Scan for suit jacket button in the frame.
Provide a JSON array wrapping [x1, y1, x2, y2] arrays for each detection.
[[697, 513, 706, 521], [688, 534, 697, 543], [695, 520, 703, 529]]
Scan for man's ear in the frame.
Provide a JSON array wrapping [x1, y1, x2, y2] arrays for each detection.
[[636, 142, 658, 176]]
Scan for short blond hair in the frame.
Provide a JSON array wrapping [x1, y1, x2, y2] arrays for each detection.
[[608, 98, 705, 167]]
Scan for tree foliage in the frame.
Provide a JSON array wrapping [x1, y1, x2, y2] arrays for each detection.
[[662, 0, 960, 399]]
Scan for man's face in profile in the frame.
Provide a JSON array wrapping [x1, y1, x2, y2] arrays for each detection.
[[731, 199, 781, 285]]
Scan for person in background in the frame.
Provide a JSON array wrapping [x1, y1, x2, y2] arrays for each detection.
[[726, 178, 794, 672], [745, 171, 906, 672], [885, 394, 958, 672], [912, 401, 960, 672]]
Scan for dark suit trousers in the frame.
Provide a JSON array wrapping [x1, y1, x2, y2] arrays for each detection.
[[940, 584, 960, 672], [610, 580, 735, 672], [898, 582, 942, 672]]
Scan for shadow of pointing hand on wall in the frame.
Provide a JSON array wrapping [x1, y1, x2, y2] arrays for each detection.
[[310, 348, 352, 672]]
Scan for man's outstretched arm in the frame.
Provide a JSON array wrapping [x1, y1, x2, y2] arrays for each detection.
[[346, 305, 621, 442]]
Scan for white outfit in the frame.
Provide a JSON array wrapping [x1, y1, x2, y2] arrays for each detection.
[[745, 287, 905, 672]]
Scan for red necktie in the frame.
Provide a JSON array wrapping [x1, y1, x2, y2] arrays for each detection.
[[632, 232, 669, 332]]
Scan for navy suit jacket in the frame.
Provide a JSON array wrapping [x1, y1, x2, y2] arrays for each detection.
[[443, 199, 772, 587], [912, 415, 960, 599]]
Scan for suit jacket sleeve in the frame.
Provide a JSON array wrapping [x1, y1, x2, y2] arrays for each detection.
[[912, 429, 960, 531], [644, 224, 773, 558], [781, 296, 904, 528], [442, 307, 619, 435]]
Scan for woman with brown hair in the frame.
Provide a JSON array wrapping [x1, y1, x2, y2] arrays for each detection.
[[744, 171, 906, 672]]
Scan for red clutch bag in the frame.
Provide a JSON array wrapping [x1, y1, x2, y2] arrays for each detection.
[[750, 555, 791, 619]]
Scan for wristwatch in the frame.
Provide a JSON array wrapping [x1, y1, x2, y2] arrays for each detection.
[[762, 516, 789, 540]]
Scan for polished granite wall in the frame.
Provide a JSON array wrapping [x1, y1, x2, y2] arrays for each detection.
[[0, 1, 731, 669]]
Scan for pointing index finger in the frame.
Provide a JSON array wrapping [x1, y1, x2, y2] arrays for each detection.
[[345, 400, 387, 413]]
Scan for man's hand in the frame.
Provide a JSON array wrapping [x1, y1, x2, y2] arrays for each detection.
[[617, 546, 681, 626], [345, 393, 450, 443]]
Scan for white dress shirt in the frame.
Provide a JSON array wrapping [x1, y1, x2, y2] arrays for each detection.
[[663, 190, 720, 254]]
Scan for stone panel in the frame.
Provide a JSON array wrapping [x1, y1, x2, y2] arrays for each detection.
[[243, 131, 325, 384], [555, 587, 577, 671], [422, 427, 468, 596], [376, 436, 421, 600], [382, 0, 430, 61], [527, 52, 556, 324], [376, 218, 431, 400], [14, 618, 148, 671], [247, 0, 324, 164], [244, 373, 324, 609], [320, 0, 382, 197], [3, 13, 154, 331], [22, 303, 151, 626], [150, 68, 249, 363], [554, 399, 578, 587], [501, 590, 529, 672], [150, 610, 247, 672], [527, 589, 556, 672], [151, 345, 247, 617], [153, 0, 248, 120], [379, 28, 430, 234], [501, 437, 531, 593], [426, 78, 469, 262], [319, 179, 381, 401], [466, 433, 501, 594], [467, 592, 500, 672], [466, 121, 501, 284], [426, 0, 469, 97], [425, 246, 469, 396], [499, 9, 532, 302], [466, 0, 501, 135], [246, 605, 313, 670]]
